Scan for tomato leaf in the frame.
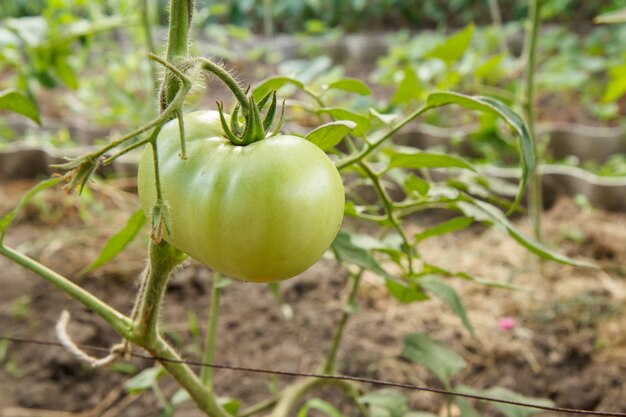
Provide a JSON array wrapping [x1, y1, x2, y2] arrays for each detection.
[[252, 76, 305, 101], [325, 77, 371, 96], [420, 276, 474, 334], [425, 24, 475, 65], [332, 230, 397, 282], [386, 280, 429, 304], [391, 66, 423, 104], [318, 108, 371, 137], [595, 7, 626, 24], [387, 151, 477, 172], [456, 199, 596, 268], [124, 366, 165, 393], [0, 177, 61, 242], [402, 333, 466, 386], [83, 209, 146, 273], [425, 91, 534, 211], [298, 398, 344, 417], [358, 390, 408, 417], [0, 89, 41, 125], [404, 174, 430, 196], [414, 216, 473, 242], [306, 120, 356, 150]]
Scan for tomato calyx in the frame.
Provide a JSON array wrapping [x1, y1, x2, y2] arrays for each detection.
[[217, 90, 285, 146]]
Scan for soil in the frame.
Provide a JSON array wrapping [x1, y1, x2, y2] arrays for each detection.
[[0, 177, 625, 417]]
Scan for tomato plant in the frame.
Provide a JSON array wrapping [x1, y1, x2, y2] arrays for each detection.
[[137, 111, 345, 282]]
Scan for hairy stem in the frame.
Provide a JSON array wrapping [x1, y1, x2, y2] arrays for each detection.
[[0, 244, 133, 339], [523, 0, 542, 241], [160, 0, 194, 112], [323, 269, 363, 374], [198, 57, 249, 112], [147, 335, 231, 417], [200, 272, 223, 387], [136, 240, 184, 343]]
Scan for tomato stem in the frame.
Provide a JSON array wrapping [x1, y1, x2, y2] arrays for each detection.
[[200, 272, 224, 387], [0, 244, 134, 339], [198, 57, 249, 112], [522, 0, 543, 242], [323, 269, 363, 374]]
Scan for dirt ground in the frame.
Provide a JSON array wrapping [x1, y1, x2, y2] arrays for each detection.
[[0, 178, 625, 417]]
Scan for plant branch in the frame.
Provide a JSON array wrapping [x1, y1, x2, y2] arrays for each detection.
[[0, 244, 133, 340], [269, 378, 364, 417], [336, 104, 430, 170], [323, 269, 363, 374], [522, 0, 543, 241], [136, 240, 184, 343], [200, 272, 223, 387], [360, 162, 414, 274], [197, 57, 249, 112]]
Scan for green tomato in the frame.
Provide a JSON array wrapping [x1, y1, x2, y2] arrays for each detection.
[[138, 111, 345, 283]]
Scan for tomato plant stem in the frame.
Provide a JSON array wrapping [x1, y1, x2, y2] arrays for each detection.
[[200, 272, 223, 387], [160, 0, 193, 111], [0, 244, 133, 339], [323, 269, 363, 374], [523, 0, 543, 242], [336, 104, 430, 170], [198, 58, 249, 112], [137, 240, 184, 343], [270, 378, 366, 417], [360, 162, 415, 275]]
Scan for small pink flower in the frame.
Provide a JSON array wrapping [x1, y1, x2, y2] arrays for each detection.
[[498, 317, 516, 331]]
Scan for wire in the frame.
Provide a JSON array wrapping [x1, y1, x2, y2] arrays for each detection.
[[2, 335, 625, 417]]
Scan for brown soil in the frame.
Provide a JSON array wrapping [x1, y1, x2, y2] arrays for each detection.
[[0, 179, 625, 417]]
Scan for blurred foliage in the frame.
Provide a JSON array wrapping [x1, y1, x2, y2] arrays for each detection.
[[4, 0, 626, 32]]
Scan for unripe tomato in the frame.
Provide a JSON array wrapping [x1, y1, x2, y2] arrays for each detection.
[[138, 111, 345, 282]]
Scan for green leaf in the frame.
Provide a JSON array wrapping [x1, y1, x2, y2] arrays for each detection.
[[420, 276, 474, 334], [457, 386, 554, 417], [457, 199, 596, 268], [252, 76, 305, 101], [595, 7, 626, 24], [387, 151, 477, 172], [53, 55, 78, 90], [0, 89, 41, 124], [306, 120, 356, 151], [358, 390, 408, 417], [386, 280, 429, 304], [425, 91, 534, 211], [414, 216, 473, 242], [404, 175, 430, 196], [391, 67, 423, 104], [319, 108, 371, 137], [84, 209, 146, 273], [425, 24, 475, 65], [483, 387, 553, 417], [217, 397, 240, 416], [370, 108, 399, 125], [125, 366, 165, 393], [425, 263, 524, 291], [171, 389, 190, 407], [603, 64, 626, 102], [456, 398, 482, 417], [402, 333, 465, 386], [332, 230, 396, 282], [326, 78, 371, 95], [0, 177, 61, 242], [298, 398, 344, 417]]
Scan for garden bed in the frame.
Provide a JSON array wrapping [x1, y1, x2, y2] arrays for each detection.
[[0, 179, 624, 416]]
